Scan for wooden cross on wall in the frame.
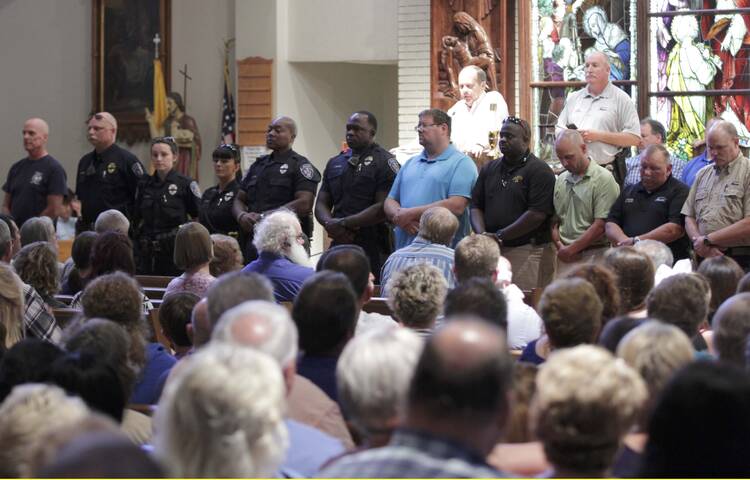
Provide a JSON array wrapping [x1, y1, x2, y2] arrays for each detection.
[[178, 64, 192, 108]]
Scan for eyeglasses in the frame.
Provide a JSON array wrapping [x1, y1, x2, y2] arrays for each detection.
[[414, 123, 441, 131]]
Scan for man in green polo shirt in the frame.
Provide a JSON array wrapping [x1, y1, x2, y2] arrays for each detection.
[[552, 129, 620, 277]]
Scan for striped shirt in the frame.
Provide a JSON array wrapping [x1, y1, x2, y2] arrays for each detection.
[[380, 236, 455, 297], [624, 153, 688, 187]]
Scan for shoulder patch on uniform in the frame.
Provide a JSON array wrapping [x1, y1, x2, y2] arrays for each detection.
[[300, 162, 320, 182], [387, 157, 401, 174], [190, 181, 202, 198], [132, 162, 144, 177]]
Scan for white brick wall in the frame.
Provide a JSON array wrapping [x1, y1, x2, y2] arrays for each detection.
[[398, 0, 431, 146]]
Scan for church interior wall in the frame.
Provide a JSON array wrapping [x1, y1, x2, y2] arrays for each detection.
[[0, 0, 234, 190]]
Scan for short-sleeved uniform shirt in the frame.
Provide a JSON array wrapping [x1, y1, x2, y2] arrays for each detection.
[[388, 144, 478, 249], [2, 155, 67, 226], [681, 153, 750, 242], [199, 179, 240, 236], [76, 144, 144, 228], [554, 159, 620, 246], [556, 82, 640, 165], [471, 152, 555, 246], [240, 149, 320, 235], [135, 169, 200, 236], [448, 91, 509, 154], [607, 175, 690, 260], [320, 143, 398, 218]]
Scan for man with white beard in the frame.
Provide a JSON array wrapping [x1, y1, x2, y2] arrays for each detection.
[[241, 209, 314, 302]]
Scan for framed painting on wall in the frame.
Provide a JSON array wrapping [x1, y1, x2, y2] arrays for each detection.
[[92, 0, 171, 144]]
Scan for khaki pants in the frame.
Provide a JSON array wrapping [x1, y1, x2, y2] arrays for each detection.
[[502, 243, 556, 292], [554, 246, 608, 279]]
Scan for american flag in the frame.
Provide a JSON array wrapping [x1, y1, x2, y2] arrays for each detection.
[[221, 82, 236, 144]]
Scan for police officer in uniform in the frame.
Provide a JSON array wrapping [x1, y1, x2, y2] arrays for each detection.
[[76, 112, 144, 232], [315, 111, 399, 282], [199, 144, 241, 238], [133, 136, 200, 275], [232, 116, 320, 261]]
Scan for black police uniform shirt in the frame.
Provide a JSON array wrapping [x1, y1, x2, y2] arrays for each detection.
[[2, 155, 67, 226], [606, 174, 691, 260], [199, 179, 240, 235], [135, 169, 201, 236], [471, 152, 556, 246], [76, 144, 145, 227], [320, 143, 400, 218], [240, 149, 320, 228]]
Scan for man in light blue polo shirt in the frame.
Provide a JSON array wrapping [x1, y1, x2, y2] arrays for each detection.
[[385, 109, 478, 249]]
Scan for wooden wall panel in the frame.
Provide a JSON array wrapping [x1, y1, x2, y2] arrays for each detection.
[[430, 0, 514, 113], [236, 57, 272, 146]]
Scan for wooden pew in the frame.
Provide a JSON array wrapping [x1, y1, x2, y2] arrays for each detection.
[[135, 275, 174, 289], [362, 297, 393, 316], [57, 239, 73, 262], [52, 307, 81, 328], [521, 288, 542, 310], [148, 308, 171, 350], [54, 294, 74, 306], [143, 287, 167, 300]]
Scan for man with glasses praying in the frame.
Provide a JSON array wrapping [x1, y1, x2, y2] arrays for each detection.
[[75, 112, 145, 232], [384, 109, 478, 249], [470, 116, 557, 290]]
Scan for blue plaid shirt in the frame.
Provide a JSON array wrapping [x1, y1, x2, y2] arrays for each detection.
[[623, 153, 688, 187], [318, 428, 504, 478], [379, 236, 455, 297]]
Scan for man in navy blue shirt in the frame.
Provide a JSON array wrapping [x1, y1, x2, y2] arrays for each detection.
[[2, 118, 67, 226]]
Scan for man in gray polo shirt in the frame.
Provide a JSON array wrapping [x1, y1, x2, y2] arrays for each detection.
[[556, 51, 640, 183]]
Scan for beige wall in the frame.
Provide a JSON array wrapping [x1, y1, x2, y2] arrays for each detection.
[[0, 0, 91, 188], [0, 0, 233, 191], [0, 0, 399, 256]]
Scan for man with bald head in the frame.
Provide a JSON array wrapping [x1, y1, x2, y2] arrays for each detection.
[[76, 112, 144, 232], [233, 116, 320, 261], [2, 118, 67, 226], [553, 129, 619, 276], [320, 318, 512, 477], [447, 65, 509, 164], [212, 300, 352, 474], [556, 51, 640, 183], [682, 120, 750, 270]]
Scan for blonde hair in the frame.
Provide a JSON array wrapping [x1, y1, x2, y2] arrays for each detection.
[[0, 384, 90, 477], [617, 321, 694, 398], [0, 263, 25, 348], [154, 344, 287, 477], [386, 263, 447, 329], [532, 345, 647, 474]]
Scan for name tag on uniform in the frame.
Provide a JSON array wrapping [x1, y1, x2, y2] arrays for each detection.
[[625, 198, 634, 203], [655, 196, 667, 203]]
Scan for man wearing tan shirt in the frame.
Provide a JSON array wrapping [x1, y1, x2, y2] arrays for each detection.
[[682, 120, 750, 271]]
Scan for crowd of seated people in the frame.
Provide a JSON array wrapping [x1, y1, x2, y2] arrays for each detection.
[[3, 95, 750, 477]]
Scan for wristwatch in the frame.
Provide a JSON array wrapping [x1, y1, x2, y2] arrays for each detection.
[[633, 236, 641, 244], [495, 229, 504, 246], [703, 234, 713, 247]]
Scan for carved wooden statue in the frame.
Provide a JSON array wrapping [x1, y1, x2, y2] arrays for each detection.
[[439, 11, 500, 99]]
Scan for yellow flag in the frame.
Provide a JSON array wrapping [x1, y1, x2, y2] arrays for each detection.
[[153, 59, 168, 127]]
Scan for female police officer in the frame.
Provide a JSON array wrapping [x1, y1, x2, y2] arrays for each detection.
[[133, 136, 200, 275], [198, 144, 241, 239]]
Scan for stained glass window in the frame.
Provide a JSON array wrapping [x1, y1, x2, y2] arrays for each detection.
[[529, 0, 638, 166], [649, 2, 750, 160]]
